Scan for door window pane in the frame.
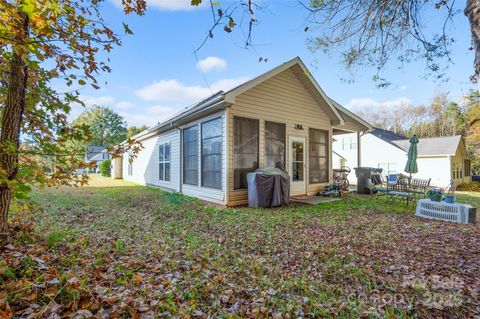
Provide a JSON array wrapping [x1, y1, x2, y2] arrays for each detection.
[[265, 121, 285, 168], [309, 128, 328, 183], [234, 117, 259, 189], [202, 117, 222, 189], [183, 125, 198, 185], [291, 141, 304, 181]]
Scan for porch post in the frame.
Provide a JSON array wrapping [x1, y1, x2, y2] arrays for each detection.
[[357, 131, 361, 167]]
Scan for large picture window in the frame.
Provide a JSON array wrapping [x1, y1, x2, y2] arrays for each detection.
[[201, 117, 222, 189], [234, 117, 259, 189], [309, 128, 328, 184], [159, 143, 170, 181], [265, 121, 286, 168], [183, 125, 198, 185]]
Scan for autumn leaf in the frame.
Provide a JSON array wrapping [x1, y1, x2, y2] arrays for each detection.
[[122, 22, 134, 35]]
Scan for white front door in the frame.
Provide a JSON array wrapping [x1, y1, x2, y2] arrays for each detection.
[[289, 136, 306, 195]]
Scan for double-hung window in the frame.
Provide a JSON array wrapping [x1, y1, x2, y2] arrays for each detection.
[[159, 143, 170, 181], [201, 117, 222, 189]]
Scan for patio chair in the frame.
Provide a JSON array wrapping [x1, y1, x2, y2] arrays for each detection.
[[368, 173, 388, 198], [410, 178, 431, 199], [386, 174, 414, 205]]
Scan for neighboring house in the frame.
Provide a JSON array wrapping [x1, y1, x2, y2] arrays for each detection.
[[333, 128, 472, 187], [85, 146, 110, 172], [111, 57, 371, 205]]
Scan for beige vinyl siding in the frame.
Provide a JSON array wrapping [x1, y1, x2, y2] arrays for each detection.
[[227, 68, 333, 206]]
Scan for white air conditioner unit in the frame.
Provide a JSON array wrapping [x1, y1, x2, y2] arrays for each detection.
[[415, 199, 476, 224]]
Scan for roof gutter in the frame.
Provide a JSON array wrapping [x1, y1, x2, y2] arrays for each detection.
[[128, 95, 226, 143]]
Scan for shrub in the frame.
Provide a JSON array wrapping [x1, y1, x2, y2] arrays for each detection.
[[457, 182, 480, 192], [99, 159, 111, 177]]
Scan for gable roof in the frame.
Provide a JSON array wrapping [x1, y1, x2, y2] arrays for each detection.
[[130, 57, 373, 142], [329, 98, 373, 132], [88, 151, 109, 162], [370, 128, 407, 142], [86, 146, 107, 161], [392, 135, 463, 156], [223, 57, 344, 125]]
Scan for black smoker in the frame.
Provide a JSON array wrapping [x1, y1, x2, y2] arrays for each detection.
[[354, 167, 383, 194]]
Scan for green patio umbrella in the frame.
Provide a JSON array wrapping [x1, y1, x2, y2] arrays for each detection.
[[404, 135, 419, 185]]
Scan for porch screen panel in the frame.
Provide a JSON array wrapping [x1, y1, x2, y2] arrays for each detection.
[[309, 128, 328, 183], [183, 125, 198, 185], [465, 159, 471, 176], [201, 117, 222, 189], [265, 121, 285, 168], [234, 117, 259, 189]]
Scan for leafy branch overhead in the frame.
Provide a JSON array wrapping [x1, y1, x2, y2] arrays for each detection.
[[302, 0, 480, 85]]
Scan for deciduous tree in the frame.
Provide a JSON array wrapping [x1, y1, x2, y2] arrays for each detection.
[[0, 0, 147, 236], [73, 106, 127, 148], [0, 0, 259, 236], [304, 0, 480, 85], [127, 125, 149, 138]]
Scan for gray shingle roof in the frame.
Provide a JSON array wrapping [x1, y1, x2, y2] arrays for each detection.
[[370, 128, 407, 142], [88, 152, 110, 162], [392, 135, 462, 156], [86, 146, 107, 161]]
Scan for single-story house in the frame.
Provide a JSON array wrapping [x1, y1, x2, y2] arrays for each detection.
[[333, 128, 472, 187], [85, 146, 110, 173], [112, 57, 371, 205]]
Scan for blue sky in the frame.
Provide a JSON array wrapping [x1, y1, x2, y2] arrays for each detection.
[[71, 0, 478, 126]]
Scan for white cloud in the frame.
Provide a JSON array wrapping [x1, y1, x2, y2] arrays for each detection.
[[135, 77, 250, 104], [135, 80, 210, 103], [399, 85, 408, 92], [149, 0, 206, 10], [110, 0, 205, 10], [119, 112, 158, 127], [80, 95, 115, 107], [346, 97, 412, 111], [148, 105, 176, 115], [196, 57, 227, 73], [120, 105, 178, 127], [115, 101, 134, 110], [211, 77, 250, 92]]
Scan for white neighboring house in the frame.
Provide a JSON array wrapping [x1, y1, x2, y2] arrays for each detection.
[[333, 128, 472, 187], [85, 146, 110, 173], [111, 57, 371, 205]]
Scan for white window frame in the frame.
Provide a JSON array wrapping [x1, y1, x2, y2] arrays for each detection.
[[127, 152, 133, 176], [201, 117, 222, 190], [349, 136, 357, 150], [159, 142, 171, 182]]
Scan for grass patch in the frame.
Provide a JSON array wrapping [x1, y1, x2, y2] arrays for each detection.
[[2, 175, 478, 318]]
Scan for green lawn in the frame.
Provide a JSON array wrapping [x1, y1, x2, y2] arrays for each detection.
[[2, 175, 479, 318]]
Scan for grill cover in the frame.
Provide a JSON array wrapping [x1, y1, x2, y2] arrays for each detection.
[[247, 162, 290, 208]]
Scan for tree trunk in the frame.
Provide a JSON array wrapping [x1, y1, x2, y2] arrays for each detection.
[[0, 15, 29, 236], [466, 0, 480, 82]]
